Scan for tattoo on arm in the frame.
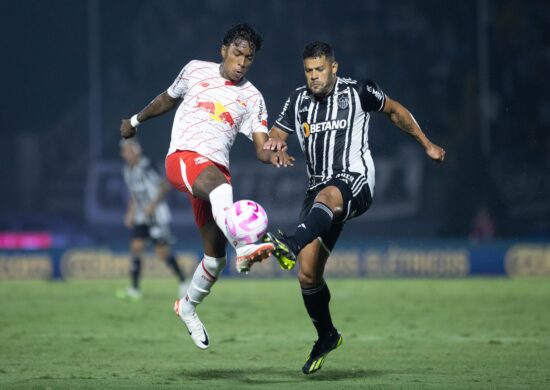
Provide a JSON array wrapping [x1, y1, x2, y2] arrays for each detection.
[[392, 110, 416, 135]]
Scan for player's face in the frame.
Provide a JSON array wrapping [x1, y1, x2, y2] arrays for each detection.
[[303, 56, 338, 97], [220, 40, 255, 82], [120, 144, 139, 166]]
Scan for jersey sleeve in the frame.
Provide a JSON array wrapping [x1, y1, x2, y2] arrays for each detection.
[[167, 62, 192, 98], [356, 79, 386, 112], [239, 93, 268, 140], [274, 93, 297, 133]]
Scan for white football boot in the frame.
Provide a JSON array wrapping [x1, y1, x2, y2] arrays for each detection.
[[173, 299, 210, 350], [235, 242, 275, 273]]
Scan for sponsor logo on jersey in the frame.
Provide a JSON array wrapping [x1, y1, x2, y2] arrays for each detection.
[[366, 84, 383, 101], [257, 99, 264, 124], [236, 96, 247, 108], [335, 172, 354, 185], [302, 119, 348, 137], [302, 122, 310, 137], [195, 100, 235, 126]]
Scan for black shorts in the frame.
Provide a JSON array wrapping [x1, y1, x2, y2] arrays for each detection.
[[300, 176, 372, 252], [131, 224, 172, 246]]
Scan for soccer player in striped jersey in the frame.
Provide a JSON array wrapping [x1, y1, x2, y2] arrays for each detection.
[[120, 24, 287, 350], [118, 138, 188, 300], [264, 41, 445, 374]]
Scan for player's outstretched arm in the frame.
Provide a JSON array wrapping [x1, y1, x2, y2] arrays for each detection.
[[253, 131, 294, 168], [120, 91, 181, 139], [382, 96, 445, 162]]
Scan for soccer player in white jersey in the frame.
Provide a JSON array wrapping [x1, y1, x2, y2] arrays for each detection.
[[120, 24, 287, 350], [263, 41, 446, 374], [118, 138, 188, 300]]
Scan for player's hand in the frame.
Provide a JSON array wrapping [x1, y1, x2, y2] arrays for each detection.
[[263, 138, 288, 152], [426, 143, 445, 162], [270, 151, 295, 168], [120, 119, 137, 139]]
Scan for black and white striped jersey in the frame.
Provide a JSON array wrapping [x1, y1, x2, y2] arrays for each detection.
[[123, 157, 171, 225], [275, 77, 385, 195]]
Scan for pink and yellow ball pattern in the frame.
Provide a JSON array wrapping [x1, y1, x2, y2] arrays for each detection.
[[225, 200, 269, 247]]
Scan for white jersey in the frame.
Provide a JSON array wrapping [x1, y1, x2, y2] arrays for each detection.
[[166, 60, 268, 168], [123, 157, 171, 226]]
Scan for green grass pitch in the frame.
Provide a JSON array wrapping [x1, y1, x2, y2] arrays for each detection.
[[1, 278, 549, 389]]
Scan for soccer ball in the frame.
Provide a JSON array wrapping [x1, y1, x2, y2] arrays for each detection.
[[225, 200, 268, 247]]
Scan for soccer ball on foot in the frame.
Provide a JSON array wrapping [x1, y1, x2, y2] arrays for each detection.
[[225, 200, 268, 247]]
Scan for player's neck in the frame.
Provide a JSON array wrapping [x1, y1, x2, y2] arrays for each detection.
[[219, 64, 243, 84], [312, 78, 337, 100]]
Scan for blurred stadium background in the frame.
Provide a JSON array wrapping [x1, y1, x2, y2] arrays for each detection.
[[1, 1, 550, 388], [1, 0, 549, 279]]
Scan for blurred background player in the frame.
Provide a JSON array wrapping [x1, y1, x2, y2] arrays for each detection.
[[120, 23, 286, 350], [264, 41, 445, 374], [118, 138, 188, 300]]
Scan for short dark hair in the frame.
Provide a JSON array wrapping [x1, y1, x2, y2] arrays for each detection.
[[223, 23, 263, 52], [303, 41, 334, 60]]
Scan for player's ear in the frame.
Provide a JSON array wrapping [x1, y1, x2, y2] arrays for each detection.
[[332, 61, 339, 75], [221, 45, 227, 60]]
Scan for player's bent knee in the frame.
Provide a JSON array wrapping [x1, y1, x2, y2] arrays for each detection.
[[193, 167, 228, 198], [298, 270, 320, 288]]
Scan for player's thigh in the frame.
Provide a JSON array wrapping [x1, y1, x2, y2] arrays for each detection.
[[165, 150, 231, 200], [193, 165, 229, 199], [314, 185, 344, 218], [324, 178, 372, 224], [298, 239, 330, 288], [154, 243, 170, 259], [130, 238, 146, 255], [199, 220, 227, 258]]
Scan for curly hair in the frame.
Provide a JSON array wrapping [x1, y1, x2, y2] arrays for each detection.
[[222, 23, 263, 52]]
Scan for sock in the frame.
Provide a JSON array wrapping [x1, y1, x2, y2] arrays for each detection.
[[180, 255, 226, 314], [165, 253, 185, 282], [301, 279, 337, 339], [130, 256, 141, 290], [293, 202, 333, 253], [208, 183, 234, 246]]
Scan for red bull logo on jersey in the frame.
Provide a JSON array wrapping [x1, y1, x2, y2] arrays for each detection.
[[302, 119, 348, 137], [195, 100, 235, 127]]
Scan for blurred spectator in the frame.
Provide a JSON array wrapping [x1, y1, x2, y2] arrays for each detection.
[[469, 206, 497, 242]]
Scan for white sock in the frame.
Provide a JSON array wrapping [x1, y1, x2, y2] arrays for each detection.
[[180, 255, 226, 314], [209, 183, 234, 246]]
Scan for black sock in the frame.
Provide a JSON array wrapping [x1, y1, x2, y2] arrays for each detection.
[[165, 254, 185, 282], [301, 280, 337, 339], [130, 256, 141, 289], [292, 202, 333, 253]]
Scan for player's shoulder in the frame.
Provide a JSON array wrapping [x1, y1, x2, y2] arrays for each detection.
[[339, 76, 359, 85], [183, 59, 217, 73], [238, 78, 266, 101], [287, 85, 308, 101], [343, 77, 383, 96]]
